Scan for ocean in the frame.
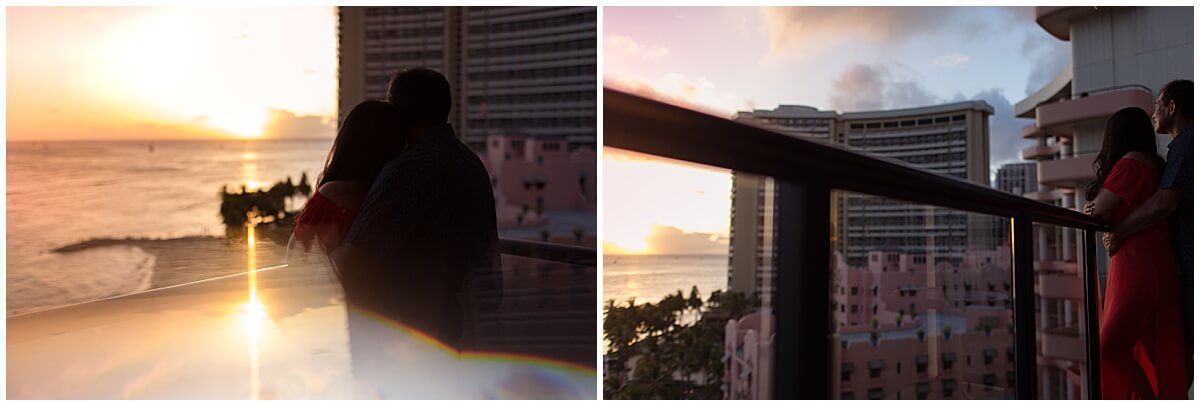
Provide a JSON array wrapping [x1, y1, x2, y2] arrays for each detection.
[[6, 139, 333, 315], [602, 254, 728, 306]]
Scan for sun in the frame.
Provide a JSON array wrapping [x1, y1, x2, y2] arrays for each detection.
[[604, 226, 652, 255], [209, 110, 270, 139]]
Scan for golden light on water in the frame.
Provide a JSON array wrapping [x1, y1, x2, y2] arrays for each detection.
[[242, 221, 264, 399]]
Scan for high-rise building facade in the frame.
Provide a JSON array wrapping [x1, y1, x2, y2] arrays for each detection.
[[1013, 6, 1192, 400], [993, 162, 1038, 196], [727, 101, 993, 297], [337, 6, 597, 151]]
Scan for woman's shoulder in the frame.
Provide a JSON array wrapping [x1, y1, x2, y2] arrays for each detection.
[[317, 181, 368, 211], [1120, 151, 1160, 168]]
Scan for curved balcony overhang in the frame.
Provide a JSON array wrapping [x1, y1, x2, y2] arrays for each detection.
[[1022, 144, 1063, 160], [1035, 88, 1153, 135], [1021, 124, 1053, 139], [1035, 6, 1103, 41], [1038, 153, 1097, 188], [1015, 66, 1072, 119]]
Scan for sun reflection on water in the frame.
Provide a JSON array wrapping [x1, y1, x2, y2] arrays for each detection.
[[243, 220, 263, 399]]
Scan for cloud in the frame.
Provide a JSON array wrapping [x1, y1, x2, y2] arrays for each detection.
[[760, 7, 956, 55], [646, 225, 728, 255], [828, 64, 938, 112], [1020, 31, 1071, 95], [826, 64, 1032, 181], [932, 53, 970, 68], [607, 74, 750, 117], [949, 88, 1035, 180], [999, 6, 1034, 23], [261, 109, 335, 139], [606, 34, 669, 59]]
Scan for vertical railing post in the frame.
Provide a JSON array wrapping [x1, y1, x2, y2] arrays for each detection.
[[1011, 216, 1037, 399], [773, 180, 831, 399], [1081, 229, 1101, 399]]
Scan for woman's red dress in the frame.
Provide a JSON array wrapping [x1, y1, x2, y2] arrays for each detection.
[[1100, 158, 1187, 399], [293, 191, 357, 253]]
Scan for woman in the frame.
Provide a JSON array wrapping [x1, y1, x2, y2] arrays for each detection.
[[1086, 107, 1186, 399], [293, 100, 406, 254]]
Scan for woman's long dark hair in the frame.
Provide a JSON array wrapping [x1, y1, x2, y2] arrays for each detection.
[[317, 100, 407, 187], [1084, 106, 1164, 201]]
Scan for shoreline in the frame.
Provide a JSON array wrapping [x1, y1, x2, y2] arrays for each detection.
[[48, 230, 291, 290]]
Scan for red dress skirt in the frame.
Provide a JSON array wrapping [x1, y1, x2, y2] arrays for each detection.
[[1100, 158, 1187, 399], [293, 191, 357, 253]]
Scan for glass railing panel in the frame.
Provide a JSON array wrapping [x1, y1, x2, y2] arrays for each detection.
[[1030, 222, 1094, 399], [830, 190, 1015, 400], [602, 149, 771, 399]]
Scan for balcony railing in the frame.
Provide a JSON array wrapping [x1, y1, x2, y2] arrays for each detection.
[[605, 88, 1107, 400]]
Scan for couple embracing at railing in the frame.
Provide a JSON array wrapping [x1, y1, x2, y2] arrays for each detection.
[[290, 68, 501, 352], [1083, 79, 1192, 400]]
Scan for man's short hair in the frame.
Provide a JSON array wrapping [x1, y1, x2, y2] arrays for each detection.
[[386, 68, 452, 127], [1160, 79, 1193, 118]]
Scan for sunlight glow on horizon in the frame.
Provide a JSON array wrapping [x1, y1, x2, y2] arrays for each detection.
[[603, 148, 732, 255], [8, 7, 336, 141]]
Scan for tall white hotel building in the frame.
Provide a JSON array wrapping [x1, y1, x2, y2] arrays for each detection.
[[727, 102, 994, 297], [336, 6, 597, 151]]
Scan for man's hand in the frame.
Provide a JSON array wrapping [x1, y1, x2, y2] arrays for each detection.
[[1084, 201, 1096, 216], [1103, 232, 1125, 256]]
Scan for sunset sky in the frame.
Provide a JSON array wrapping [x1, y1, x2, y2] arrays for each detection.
[[7, 7, 338, 141], [603, 6, 1071, 255]]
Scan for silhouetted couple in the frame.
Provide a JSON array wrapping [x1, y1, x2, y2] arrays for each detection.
[[1084, 79, 1192, 400], [294, 68, 500, 351]]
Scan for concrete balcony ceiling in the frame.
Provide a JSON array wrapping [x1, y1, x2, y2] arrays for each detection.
[[1023, 189, 1065, 202], [1035, 87, 1154, 135], [1022, 144, 1062, 160], [1021, 124, 1056, 139], [1038, 153, 1097, 188]]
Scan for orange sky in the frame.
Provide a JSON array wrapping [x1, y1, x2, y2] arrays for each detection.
[[6, 7, 337, 141], [603, 148, 732, 255]]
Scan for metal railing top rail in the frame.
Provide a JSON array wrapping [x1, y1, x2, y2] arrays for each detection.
[[498, 238, 596, 267], [604, 88, 1108, 231]]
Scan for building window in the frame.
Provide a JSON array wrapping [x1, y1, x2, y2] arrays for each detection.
[[868, 359, 883, 378], [841, 362, 854, 381], [942, 352, 956, 370], [851, 287, 858, 296], [841, 391, 854, 400], [850, 305, 858, 314], [867, 388, 885, 400], [942, 379, 956, 398]]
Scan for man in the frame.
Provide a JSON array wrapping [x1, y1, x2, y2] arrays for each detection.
[[1099, 79, 1192, 382], [335, 67, 500, 350]]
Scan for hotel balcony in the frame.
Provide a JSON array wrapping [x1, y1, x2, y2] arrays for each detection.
[[1021, 124, 1062, 140], [1023, 189, 1066, 203], [607, 88, 1107, 400], [1034, 87, 1154, 136], [1036, 153, 1097, 188], [1021, 144, 1062, 161], [1038, 329, 1086, 363], [1036, 273, 1083, 300]]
